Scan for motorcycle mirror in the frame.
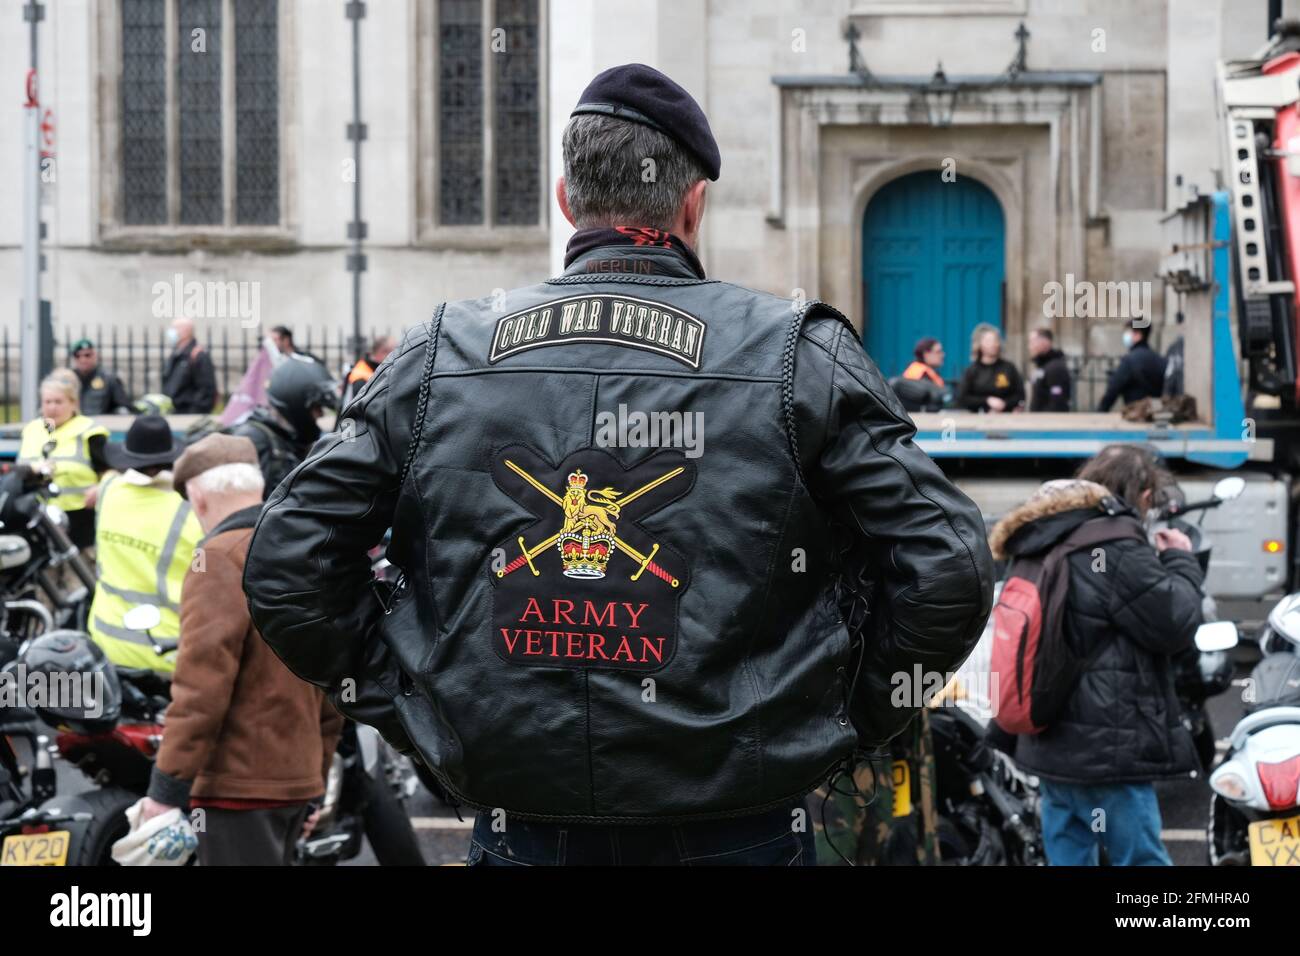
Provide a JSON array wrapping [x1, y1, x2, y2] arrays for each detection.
[[40, 440, 55, 458], [1194, 620, 1238, 652], [1212, 476, 1246, 502], [122, 603, 162, 633]]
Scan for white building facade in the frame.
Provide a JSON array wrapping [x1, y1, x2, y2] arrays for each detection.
[[0, 0, 1282, 391]]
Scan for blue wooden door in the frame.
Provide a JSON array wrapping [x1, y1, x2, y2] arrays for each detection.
[[862, 172, 1005, 380]]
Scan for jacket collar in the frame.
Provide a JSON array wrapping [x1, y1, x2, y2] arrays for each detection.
[[205, 503, 263, 542], [560, 227, 705, 280], [1032, 348, 1064, 367], [120, 468, 175, 489], [989, 479, 1129, 559]]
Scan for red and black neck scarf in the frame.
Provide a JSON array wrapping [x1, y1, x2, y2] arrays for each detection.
[[564, 226, 706, 278]]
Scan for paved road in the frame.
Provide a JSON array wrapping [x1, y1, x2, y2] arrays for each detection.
[[345, 793, 470, 867]]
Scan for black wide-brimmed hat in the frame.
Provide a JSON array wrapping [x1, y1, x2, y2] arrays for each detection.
[[103, 414, 184, 471]]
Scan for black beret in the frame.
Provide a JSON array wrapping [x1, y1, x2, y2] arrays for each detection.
[[570, 63, 720, 181]]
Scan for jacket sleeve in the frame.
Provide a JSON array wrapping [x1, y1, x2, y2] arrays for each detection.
[[1098, 356, 1132, 412], [147, 549, 247, 807], [109, 372, 132, 413], [1046, 359, 1072, 412], [1108, 543, 1205, 657], [956, 365, 983, 412], [1006, 363, 1026, 410], [793, 311, 995, 746], [243, 325, 430, 747], [192, 349, 217, 414]]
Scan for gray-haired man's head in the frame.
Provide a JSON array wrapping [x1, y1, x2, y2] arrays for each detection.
[[558, 114, 708, 241]]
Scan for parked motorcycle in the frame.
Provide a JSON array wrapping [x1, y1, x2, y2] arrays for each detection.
[[10, 604, 424, 866], [1207, 596, 1300, 866], [0, 460, 99, 866], [0, 690, 79, 865], [0, 464, 96, 634], [2, 624, 139, 865], [926, 701, 1046, 865], [301, 721, 424, 866]]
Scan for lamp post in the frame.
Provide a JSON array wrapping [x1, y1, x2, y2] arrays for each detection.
[[924, 63, 958, 127], [345, 1, 367, 365], [21, 1, 45, 423]]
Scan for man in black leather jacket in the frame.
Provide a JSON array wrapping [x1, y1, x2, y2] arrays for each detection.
[[244, 64, 993, 866]]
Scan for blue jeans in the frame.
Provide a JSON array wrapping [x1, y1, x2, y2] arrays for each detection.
[[466, 800, 816, 866], [1038, 780, 1172, 866]]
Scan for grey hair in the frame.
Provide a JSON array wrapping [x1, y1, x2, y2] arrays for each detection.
[[190, 462, 264, 497], [561, 114, 706, 231]]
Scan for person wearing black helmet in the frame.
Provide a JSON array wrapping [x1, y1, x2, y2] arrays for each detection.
[[228, 355, 340, 499]]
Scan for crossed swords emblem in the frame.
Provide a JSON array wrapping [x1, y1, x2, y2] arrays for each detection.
[[495, 458, 684, 588]]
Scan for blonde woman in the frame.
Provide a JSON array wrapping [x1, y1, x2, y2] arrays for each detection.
[[17, 370, 110, 547], [957, 323, 1025, 413]]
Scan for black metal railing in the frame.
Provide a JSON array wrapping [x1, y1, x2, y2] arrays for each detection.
[[0, 324, 395, 423], [2, 329, 1129, 423], [936, 355, 1124, 411], [1066, 354, 1123, 411]]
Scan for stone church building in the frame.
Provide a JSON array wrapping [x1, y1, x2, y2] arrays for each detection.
[[0, 0, 1282, 386]]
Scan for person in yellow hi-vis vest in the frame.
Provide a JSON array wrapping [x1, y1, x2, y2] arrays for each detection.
[[89, 414, 203, 674], [17, 370, 110, 549]]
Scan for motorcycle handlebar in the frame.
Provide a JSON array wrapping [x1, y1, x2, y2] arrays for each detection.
[[1158, 496, 1223, 520]]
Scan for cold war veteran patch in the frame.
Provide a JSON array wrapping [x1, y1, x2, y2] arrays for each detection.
[[489, 445, 695, 672], [488, 294, 706, 368]]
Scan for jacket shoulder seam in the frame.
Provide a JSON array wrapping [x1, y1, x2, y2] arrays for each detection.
[[398, 304, 444, 489], [782, 301, 854, 486]]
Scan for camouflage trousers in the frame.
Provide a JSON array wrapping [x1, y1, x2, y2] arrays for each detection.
[[812, 709, 940, 865]]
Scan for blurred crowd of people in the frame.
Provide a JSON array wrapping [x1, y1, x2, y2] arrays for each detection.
[[10, 322, 401, 865], [889, 321, 1177, 416]]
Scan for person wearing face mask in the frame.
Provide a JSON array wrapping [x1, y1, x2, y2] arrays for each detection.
[[1098, 322, 1165, 412], [227, 355, 340, 499], [161, 318, 218, 414]]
